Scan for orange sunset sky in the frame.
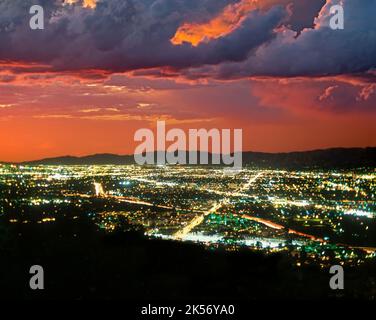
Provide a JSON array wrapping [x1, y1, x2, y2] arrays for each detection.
[[0, 0, 375, 162]]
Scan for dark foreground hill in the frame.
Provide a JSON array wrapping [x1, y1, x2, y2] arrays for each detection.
[[1, 214, 375, 301], [15, 147, 376, 169]]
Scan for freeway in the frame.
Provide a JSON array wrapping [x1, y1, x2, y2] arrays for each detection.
[[173, 201, 224, 240], [173, 172, 264, 240]]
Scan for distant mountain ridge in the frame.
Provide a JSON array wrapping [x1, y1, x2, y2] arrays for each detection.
[[4, 147, 375, 169]]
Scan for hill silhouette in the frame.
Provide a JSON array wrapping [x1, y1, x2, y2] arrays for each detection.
[[10, 147, 376, 169]]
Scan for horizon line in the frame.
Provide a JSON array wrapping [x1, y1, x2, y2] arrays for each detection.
[[1, 146, 375, 164]]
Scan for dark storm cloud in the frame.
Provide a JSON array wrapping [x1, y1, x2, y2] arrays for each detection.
[[0, 0, 286, 72], [0, 0, 373, 79], [255, 0, 376, 76], [287, 0, 326, 34], [187, 0, 376, 79]]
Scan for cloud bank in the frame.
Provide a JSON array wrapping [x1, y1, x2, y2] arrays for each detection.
[[4, 0, 369, 79]]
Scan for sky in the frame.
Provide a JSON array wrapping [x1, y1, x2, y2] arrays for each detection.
[[0, 0, 375, 162]]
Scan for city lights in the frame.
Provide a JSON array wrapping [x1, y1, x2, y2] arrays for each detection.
[[1, 163, 375, 268]]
